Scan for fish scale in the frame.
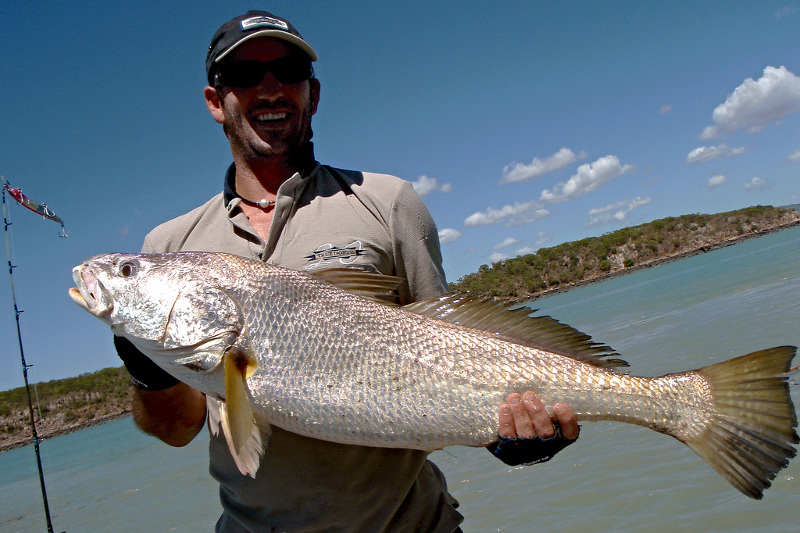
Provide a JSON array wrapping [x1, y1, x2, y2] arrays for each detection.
[[70, 251, 797, 498], [240, 269, 498, 447], [236, 275, 771, 452]]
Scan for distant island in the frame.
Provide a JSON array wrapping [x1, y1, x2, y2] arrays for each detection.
[[450, 205, 800, 300], [2, 205, 798, 452]]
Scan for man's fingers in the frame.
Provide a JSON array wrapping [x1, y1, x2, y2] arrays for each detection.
[[508, 393, 536, 438], [523, 392, 556, 438], [498, 392, 580, 441], [553, 402, 580, 440], [498, 402, 516, 439]]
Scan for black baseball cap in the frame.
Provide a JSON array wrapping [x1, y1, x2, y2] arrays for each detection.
[[206, 11, 317, 84]]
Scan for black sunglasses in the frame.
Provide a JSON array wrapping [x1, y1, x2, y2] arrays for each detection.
[[215, 57, 314, 88]]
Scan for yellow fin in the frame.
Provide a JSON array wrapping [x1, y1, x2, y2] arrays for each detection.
[[209, 396, 266, 478], [686, 346, 798, 499], [222, 346, 261, 475]]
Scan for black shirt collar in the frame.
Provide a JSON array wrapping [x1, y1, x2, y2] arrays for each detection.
[[223, 142, 317, 206]]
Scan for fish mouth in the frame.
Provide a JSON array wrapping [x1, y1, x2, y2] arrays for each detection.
[[69, 265, 113, 319]]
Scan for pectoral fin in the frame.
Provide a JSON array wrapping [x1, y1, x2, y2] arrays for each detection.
[[220, 346, 263, 477]]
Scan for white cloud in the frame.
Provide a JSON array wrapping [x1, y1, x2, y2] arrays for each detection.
[[588, 197, 651, 227], [744, 176, 770, 191], [488, 252, 508, 263], [540, 155, 633, 204], [701, 66, 800, 139], [775, 6, 797, 19], [465, 202, 551, 227], [438, 228, 462, 244], [660, 104, 673, 115], [411, 175, 437, 196], [587, 198, 643, 217], [501, 147, 587, 183], [685, 144, 748, 163], [493, 237, 520, 250], [707, 175, 728, 188], [788, 148, 800, 161], [515, 246, 537, 255], [411, 175, 453, 197]]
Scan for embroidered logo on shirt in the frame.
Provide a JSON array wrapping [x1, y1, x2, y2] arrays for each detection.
[[304, 241, 365, 270]]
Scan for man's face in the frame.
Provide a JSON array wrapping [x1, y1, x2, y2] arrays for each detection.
[[209, 38, 320, 162]]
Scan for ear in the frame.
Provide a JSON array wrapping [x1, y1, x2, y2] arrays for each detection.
[[204, 85, 226, 125], [309, 78, 321, 116]]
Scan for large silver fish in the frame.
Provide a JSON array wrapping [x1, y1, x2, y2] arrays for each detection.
[[69, 252, 797, 499]]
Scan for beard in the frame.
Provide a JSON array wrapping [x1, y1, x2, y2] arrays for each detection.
[[222, 95, 314, 163]]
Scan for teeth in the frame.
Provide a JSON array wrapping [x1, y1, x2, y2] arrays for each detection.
[[254, 112, 287, 122]]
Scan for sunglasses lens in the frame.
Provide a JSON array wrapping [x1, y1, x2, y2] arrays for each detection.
[[273, 60, 313, 84], [217, 64, 262, 87], [217, 58, 312, 88]]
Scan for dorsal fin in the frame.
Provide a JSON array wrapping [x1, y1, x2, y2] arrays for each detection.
[[404, 292, 629, 370], [311, 268, 403, 305]]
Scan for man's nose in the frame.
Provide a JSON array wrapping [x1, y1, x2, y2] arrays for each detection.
[[255, 71, 284, 95]]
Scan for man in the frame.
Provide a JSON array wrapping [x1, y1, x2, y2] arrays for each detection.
[[116, 11, 579, 532]]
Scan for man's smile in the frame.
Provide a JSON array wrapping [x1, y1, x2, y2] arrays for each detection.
[[252, 111, 289, 123]]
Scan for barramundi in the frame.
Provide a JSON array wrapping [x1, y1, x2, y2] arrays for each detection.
[[69, 252, 798, 499]]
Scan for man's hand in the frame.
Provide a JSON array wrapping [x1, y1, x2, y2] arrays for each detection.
[[499, 392, 579, 440], [487, 391, 579, 466]]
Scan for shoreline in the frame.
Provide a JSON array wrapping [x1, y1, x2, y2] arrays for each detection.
[[0, 411, 131, 453], [3, 218, 798, 453], [522, 219, 800, 302]]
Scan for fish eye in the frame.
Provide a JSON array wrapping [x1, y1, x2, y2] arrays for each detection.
[[118, 260, 139, 277]]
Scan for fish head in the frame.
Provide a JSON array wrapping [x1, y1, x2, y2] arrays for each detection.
[[69, 252, 244, 380], [71, 253, 180, 339]]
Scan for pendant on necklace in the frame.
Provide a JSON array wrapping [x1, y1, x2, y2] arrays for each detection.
[[240, 196, 276, 209], [257, 198, 275, 208]]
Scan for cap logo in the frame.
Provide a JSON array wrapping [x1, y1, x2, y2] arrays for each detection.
[[241, 15, 290, 33]]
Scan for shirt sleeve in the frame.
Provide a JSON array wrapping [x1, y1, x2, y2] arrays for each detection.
[[389, 181, 448, 305]]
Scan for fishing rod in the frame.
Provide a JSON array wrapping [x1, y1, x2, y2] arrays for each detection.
[[2, 177, 67, 533]]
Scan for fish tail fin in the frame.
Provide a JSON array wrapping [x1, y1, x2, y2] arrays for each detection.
[[685, 346, 798, 499]]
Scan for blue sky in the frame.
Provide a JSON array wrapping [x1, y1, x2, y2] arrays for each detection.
[[1, 1, 799, 390]]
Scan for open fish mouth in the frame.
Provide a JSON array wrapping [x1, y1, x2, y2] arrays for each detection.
[[69, 265, 113, 319]]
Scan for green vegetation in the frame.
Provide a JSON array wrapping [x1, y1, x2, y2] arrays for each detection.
[[0, 367, 131, 407], [450, 206, 799, 299], [0, 366, 132, 449]]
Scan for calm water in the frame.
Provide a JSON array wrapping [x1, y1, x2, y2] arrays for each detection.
[[2, 227, 799, 532]]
